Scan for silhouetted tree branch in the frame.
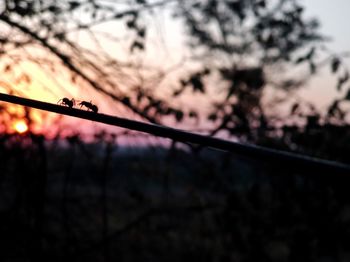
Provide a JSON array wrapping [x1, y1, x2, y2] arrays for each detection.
[[0, 0, 349, 148]]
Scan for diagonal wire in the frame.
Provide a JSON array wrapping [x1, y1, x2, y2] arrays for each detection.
[[0, 92, 350, 176]]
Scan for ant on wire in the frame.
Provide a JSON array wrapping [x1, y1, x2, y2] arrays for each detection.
[[78, 101, 98, 113], [58, 97, 75, 108]]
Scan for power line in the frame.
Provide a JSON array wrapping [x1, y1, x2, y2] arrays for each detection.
[[1, 92, 349, 176]]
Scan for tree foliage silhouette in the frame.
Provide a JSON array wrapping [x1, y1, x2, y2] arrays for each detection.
[[0, 0, 349, 141], [173, 0, 350, 138]]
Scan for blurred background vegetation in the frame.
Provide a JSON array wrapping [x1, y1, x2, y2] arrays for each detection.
[[0, 0, 350, 261], [0, 0, 349, 159]]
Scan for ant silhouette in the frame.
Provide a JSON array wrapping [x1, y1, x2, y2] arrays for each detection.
[[78, 101, 98, 113], [58, 97, 75, 108]]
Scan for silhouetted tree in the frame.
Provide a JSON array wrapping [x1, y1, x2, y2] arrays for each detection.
[[0, 0, 349, 141], [173, 0, 350, 139]]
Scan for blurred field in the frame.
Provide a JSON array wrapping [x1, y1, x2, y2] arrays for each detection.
[[1, 133, 350, 262]]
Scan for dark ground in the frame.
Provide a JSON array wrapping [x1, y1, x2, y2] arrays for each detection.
[[0, 133, 350, 262]]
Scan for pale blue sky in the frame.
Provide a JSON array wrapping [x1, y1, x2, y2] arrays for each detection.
[[295, 0, 350, 110], [304, 0, 350, 52]]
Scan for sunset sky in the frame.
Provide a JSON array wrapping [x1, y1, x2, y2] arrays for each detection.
[[0, 0, 349, 137], [304, 0, 350, 52], [300, 0, 350, 108]]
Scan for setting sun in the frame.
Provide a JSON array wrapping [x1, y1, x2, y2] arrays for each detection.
[[13, 120, 28, 134]]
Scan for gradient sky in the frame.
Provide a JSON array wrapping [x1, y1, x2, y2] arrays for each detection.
[[2, 0, 349, 136], [296, 0, 350, 110], [304, 0, 350, 52]]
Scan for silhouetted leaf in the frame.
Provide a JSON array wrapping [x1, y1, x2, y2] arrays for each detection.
[[172, 89, 182, 97], [208, 113, 217, 122], [48, 5, 61, 14], [305, 47, 315, 59], [114, 13, 125, 19], [122, 97, 130, 106], [331, 57, 340, 73], [295, 56, 305, 64], [126, 19, 136, 29], [130, 41, 144, 52], [202, 68, 210, 75], [290, 103, 299, 114], [55, 33, 65, 41], [174, 110, 184, 122], [309, 62, 316, 74], [295, 5, 304, 14], [257, 0, 266, 8], [227, 1, 245, 20], [180, 79, 187, 86], [327, 100, 341, 118], [69, 1, 80, 10], [4, 64, 12, 72], [344, 89, 350, 100], [188, 110, 198, 118], [189, 75, 205, 93], [137, 27, 146, 38], [296, 47, 315, 64], [337, 71, 349, 91]]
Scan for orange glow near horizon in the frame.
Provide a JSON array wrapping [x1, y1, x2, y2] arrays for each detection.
[[13, 120, 28, 134]]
